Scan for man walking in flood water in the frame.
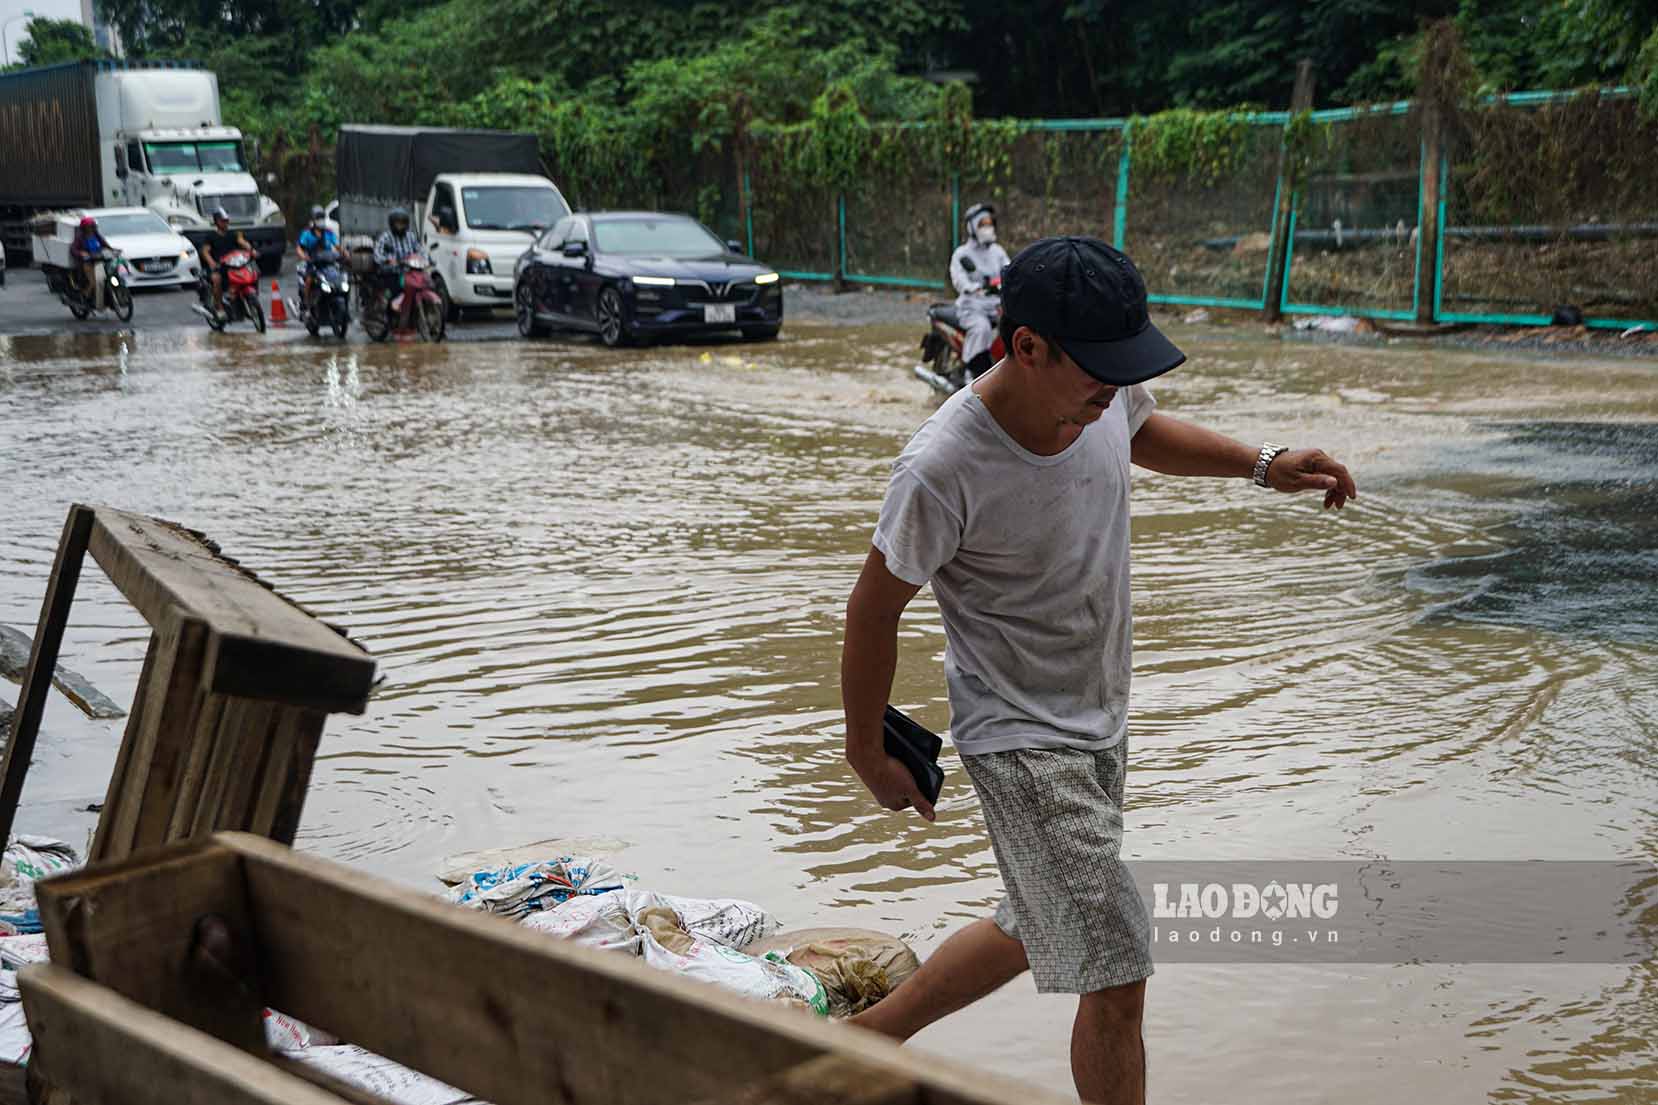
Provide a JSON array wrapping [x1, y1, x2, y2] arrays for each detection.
[[840, 236, 1356, 1104]]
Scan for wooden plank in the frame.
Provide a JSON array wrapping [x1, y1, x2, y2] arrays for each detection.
[[20, 965, 349, 1105], [164, 691, 230, 840], [707, 1055, 920, 1105], [128, 664, 212, 854], [89, 630, 159, 863], [202, 699, 277, 835], [86, 508, 376, 714], [215, 833, 1059, 1105], [0, 504, 94, 848], [188, 697, 255, 839], [89, 619, 208, 863], [249, 707, 326, 843], [34, 840, 265, 1051]]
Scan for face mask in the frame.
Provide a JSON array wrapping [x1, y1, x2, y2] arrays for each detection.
[[975, 224, 997, 245]]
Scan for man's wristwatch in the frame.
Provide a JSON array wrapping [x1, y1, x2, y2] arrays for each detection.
[[1253, 442, 1289, 488]]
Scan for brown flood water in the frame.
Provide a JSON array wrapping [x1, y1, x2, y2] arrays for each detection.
[[1, 322, 1655, 1101]]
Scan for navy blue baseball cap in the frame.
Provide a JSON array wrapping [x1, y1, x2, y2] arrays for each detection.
[[1001, 236, 1186, 386]]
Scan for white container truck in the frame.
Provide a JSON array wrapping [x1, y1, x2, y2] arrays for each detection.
[[337, 125, 569, 311], [0, 60, 286, 273]]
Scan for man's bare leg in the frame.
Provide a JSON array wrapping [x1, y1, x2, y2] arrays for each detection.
[[1072, 981, 1146, 1105], [849, 918, 1028, 1041]]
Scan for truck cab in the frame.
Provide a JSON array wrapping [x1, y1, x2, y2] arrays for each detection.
[[110, 128, 284, 269], [97, 69, 286, 273], [423, 173, 570, 310]]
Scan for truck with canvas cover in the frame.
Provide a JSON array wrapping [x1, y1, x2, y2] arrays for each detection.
[[0, 60, 286, 273], [336, 125, 569, 311]]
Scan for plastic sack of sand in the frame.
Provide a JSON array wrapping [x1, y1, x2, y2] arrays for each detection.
[[745, 927, 922, 1017]]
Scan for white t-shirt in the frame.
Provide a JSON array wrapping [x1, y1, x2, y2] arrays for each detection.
[[872, 381, 1156, 755]]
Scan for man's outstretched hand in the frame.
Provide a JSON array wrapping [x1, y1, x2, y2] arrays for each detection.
[[1266, 448, 1357, 510]]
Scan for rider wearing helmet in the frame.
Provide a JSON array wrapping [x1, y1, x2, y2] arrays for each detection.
[[949, 203, 1011, 380], [69, 215, 109, 305], [296, 205, 340, 310], [373, 207, 426, 272], [200, 207, 253, 317]]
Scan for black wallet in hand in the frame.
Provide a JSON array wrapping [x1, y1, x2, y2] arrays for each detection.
[[883, 704, 945, 805]]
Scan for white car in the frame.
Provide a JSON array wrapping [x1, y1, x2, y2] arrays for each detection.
[[32, 207, 201, 289]]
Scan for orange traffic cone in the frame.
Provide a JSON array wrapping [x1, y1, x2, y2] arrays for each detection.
[[269, 280, 287, 325]]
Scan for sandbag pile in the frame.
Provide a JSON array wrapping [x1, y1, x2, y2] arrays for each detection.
[[440, 849, 922, 1018]]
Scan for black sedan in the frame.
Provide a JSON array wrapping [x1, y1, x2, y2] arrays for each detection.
[[513, 211, 783, 346]]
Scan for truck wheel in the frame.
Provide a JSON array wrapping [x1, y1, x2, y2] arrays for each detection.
[[258, 252, 283, 278]]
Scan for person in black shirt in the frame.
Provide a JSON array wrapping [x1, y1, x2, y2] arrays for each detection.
[[199, 207, 253, 317]]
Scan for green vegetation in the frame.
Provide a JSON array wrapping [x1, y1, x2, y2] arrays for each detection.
[[10, 1, 1655, 222], [3, 17, 109, 69]]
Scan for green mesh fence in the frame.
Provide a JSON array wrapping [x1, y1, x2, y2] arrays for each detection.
[[958, 127, 1123, 259], [1282, 107, 1423, 319], [843, 143, 952, 287], [1120, 120, 1285, 308], [728, 91, 1651, 330], [1439, 91, 1658, 328]]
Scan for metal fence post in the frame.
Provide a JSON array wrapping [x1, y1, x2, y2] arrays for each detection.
[[744, 171, 755, 258], [1264, 60, 1315, 322], [1112, 122, 1132, 250], [1417, 102, 1444, 324], [950, 173, 960, 254], [836, 193, 847, 291]]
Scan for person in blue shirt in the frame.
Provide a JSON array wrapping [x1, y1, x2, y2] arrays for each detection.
[[69, 216, 110, 304], [296, 206, 340, 309]]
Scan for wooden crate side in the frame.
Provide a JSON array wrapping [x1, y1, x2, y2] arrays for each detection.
[[87, 508, 375, 713], [90, 618, 208, 863], [33, 841, 265, 1052], [20, 965, 349, 1105], [217, 834, 1055, 1105], [0, 504, 95, 848]]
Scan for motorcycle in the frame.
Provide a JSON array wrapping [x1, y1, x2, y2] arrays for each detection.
[[42, 252, 134, 322], [194, 250, 265, 333], [300, 249, 352, 339], [361, 254, 445, 343], [915, 274, 1003, 395]]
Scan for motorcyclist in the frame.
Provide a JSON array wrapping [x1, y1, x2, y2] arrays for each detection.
[[296, 205, 340, 311], [200, 207, 253, 317], [69, 216, 109, 307], [373, 207, 427, 293], [948, 203, 1011, 381]]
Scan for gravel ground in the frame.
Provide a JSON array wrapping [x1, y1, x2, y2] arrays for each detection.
[[782, 281, 1658, 360], [782, 282, 941, 326]]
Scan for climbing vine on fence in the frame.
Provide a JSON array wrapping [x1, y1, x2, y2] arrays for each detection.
[[1126, 108, 1256, 185]]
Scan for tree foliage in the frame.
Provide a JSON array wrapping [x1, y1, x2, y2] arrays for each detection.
[[7, 17, 109, 69], [64, 0, 1658, 224]]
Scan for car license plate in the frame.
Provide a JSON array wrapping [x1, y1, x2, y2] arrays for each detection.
[[704, 303, 736, 323]]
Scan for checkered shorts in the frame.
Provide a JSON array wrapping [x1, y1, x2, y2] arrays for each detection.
[[962, 737, 1154, 994]]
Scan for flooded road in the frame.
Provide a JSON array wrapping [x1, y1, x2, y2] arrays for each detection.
[[2, 320, 1655, 1102]]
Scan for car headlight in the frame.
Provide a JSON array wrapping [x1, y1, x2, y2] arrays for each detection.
[[633, 275, 675, 287], [754, 272, 780, 285], [465, 248, 492, 275]]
